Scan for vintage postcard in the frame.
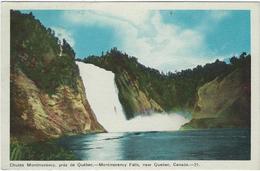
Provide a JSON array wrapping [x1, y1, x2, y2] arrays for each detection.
[[1, 1, 260, 170]]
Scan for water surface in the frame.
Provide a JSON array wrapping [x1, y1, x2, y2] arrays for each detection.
[[58, 128, 250, 160]]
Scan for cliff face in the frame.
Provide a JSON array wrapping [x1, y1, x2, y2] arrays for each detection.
[[115, 71, 163, 118], [182, 66, 250, 129], [10, 11, 104, 141], [11, 69, 103, 141]]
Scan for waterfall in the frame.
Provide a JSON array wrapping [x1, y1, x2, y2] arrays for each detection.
[[76, 62, 189, 132]]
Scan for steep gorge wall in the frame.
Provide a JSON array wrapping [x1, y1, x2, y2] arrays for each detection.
[[182, 66, 250, 129], [10, 11, 104, 141], [115, 71, 163, 119], [11, 69, 103, 141]]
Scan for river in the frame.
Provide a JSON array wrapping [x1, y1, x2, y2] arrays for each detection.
[[58, 128, 250, 160]]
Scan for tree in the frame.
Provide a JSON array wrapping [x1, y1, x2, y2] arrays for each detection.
[[62, 39, 75, 58], [230, 56, 239, 65]]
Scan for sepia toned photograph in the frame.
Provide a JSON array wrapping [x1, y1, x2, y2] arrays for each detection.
[[1, 1, 260, 170]]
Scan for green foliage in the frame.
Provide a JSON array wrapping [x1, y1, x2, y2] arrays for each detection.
[[62, 39, 75, 58], [11, 10, 79, 94], [230, 53, 251, 84], [80, 48, 251, 117], [10, 140, 76, 160]]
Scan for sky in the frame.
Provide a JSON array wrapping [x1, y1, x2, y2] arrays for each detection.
[[22, 10, 250, 72]]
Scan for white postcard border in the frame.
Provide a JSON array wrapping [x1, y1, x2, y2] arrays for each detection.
[[1, 1, 260, 170]]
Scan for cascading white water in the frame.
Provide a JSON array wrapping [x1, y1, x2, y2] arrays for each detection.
[[77, 62, 190, 132], [77, 62, 126, 132]]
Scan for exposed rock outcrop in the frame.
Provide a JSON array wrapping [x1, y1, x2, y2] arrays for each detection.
[[116, 71, 163, 118], [11, 68, 104, 141], [182, 67, 250, 129]]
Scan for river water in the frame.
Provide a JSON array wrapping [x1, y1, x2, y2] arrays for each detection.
[[58, 128, 250, 160]]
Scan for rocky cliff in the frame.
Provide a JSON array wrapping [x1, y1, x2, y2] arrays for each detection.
[[10, 10, 104, 142], [115, 71, 163, 119], [182, 64, 250, 129], [11, 68, 103, 141]]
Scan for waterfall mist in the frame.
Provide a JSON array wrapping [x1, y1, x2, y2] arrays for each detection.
[[77, 62, 189, 132]]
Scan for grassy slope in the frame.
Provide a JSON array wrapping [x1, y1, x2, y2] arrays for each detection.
[[10, 138, 76, 160]]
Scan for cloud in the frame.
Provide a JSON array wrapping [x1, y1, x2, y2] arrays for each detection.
[[62, 10, 229, 72], [208, 11, 230, 21], [196, 11, 231, 33], [51, 26, 75, 47]]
